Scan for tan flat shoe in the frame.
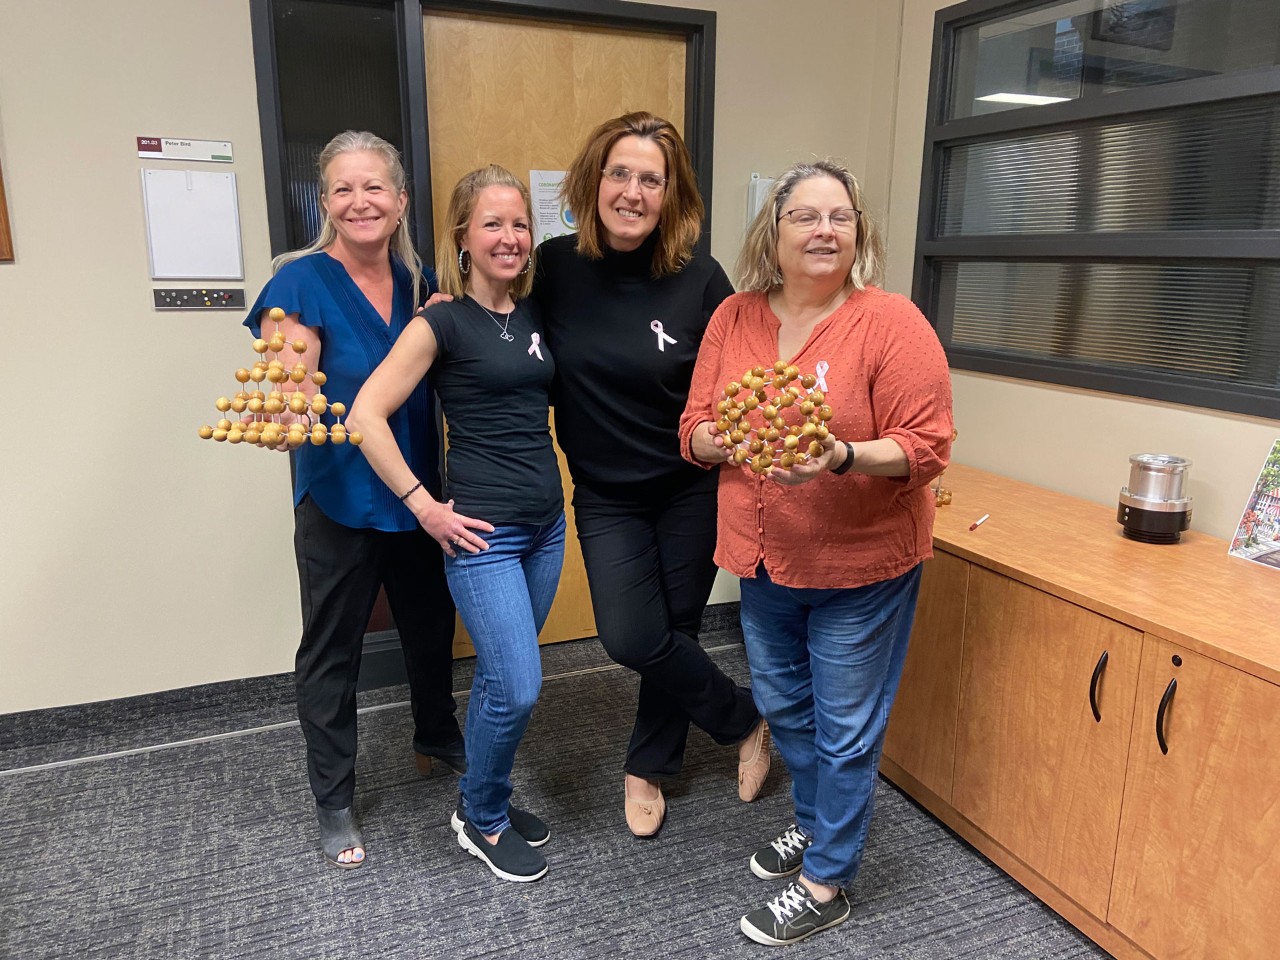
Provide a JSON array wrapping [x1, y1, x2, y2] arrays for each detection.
[[624, 778, 666, 838], [737, 719, 771, 802]]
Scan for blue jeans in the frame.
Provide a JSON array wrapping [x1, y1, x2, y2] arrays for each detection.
[[740, 563, 923, 888], [446, 514, 566, 835]]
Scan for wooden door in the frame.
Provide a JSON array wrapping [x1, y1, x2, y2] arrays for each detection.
[[882, 550, 969, 802], [1109, 637, 1280, 960], [952, 567, 1143, 917], [422, 11, 686, 654]]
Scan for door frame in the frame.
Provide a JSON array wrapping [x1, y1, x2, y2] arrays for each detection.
[[403, 0, 717, 262], [252, 0, 718, 262]]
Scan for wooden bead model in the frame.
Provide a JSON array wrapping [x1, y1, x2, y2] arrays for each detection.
[[198, 305, 361, 448], [714, 360, 837, 475]]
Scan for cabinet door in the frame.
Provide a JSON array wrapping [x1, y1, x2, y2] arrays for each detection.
[[883, 550, 968, 801], [953, 568, 1142, 917], [1109, 638, 1280, 960]]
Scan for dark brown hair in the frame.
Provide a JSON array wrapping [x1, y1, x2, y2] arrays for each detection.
[[561, 111, 703, 278]]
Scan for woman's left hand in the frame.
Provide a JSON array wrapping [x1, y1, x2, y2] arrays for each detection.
[[767, 435, 841, 486]]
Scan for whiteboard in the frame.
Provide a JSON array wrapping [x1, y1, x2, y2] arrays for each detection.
[[141, 168, 243, 280]]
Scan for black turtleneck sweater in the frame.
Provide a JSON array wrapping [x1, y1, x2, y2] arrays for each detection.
[[532, 232, 735, 487]]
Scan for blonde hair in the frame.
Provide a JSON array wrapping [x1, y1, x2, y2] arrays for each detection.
[[561, 111, 703, 278], [434, 165, 536, 300], [272, 131, 424, 305], [735, 159, 884, 293]]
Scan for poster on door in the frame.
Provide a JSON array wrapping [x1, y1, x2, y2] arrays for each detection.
[[530, 170, 576, 243]]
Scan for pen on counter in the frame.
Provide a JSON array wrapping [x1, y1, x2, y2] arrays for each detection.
[[969, 514, 990, 531]]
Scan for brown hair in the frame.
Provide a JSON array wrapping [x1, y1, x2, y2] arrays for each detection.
[[735, 159, 884, 293], [561, 111, 703, 278], [435, 165, 535, 300], [272, 130, 424, 305]]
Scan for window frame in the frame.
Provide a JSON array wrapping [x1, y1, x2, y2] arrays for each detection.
[[914, 0, 1280, 420]]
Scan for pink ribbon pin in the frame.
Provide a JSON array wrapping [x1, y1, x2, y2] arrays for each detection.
[[650, 320, 677, 352], [528, 332, 543, 361], [815, 360, 829, 392]]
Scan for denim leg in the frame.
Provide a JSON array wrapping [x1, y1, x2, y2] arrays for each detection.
[[446, 520, 563, 835], [741, 564, 923, 889], [740, 571, 819, 834]]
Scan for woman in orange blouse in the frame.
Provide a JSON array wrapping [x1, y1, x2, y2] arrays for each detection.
[[678, 159, 952, 947]]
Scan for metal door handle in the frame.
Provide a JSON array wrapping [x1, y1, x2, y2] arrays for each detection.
[[1089, 650, 1109, 722], [1156, 678, 1177, 755]]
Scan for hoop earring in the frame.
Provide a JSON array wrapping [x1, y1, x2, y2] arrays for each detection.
[[520, 257, 531, 275], [458, 249, 470, 275]]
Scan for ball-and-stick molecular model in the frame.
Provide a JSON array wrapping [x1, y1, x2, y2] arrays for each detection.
[[198, 307, 363, 448], [716, 361, 834, 475]]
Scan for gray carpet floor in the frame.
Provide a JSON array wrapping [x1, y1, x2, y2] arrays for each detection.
[[0, 638, 1110, 959]]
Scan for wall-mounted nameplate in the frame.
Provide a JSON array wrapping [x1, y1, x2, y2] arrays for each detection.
[[137, 137, 233, 163]]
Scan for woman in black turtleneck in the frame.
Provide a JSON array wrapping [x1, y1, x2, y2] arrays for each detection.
[[533, 111, 770, 837]]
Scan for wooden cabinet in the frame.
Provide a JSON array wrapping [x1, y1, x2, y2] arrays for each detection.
[[953, 568, 1142, 917], [884, 550, 968, 801], [1109, 637, 1280, 960], [879, 465, 1280, 960]]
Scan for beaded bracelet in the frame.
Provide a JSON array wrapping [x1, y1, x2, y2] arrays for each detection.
[[398, 480, 423, 502]]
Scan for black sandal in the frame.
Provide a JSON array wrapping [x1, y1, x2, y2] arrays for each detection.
[[316, 805, 365, 869]]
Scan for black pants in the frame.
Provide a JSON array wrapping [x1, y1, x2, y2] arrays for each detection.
[[572, 470, 759, 779], [294, 496, 460, 809]]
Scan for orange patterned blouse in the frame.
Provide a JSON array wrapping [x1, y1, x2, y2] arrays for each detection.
[[678, 287, 953, 590]]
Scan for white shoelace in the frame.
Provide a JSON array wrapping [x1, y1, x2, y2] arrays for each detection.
[[766, 882, 814, 923], [770, 825, 809, 858]]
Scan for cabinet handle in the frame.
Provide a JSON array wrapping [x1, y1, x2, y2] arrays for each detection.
[[1156, 678, 1177, 755], [1089, 649, 1109, 722]]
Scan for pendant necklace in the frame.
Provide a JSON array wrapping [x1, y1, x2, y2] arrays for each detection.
[[471, 296, 515, 341]]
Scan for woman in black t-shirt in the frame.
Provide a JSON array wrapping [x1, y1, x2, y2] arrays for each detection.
[[351, 166, 562, 883], [532, 112, 769, 838]]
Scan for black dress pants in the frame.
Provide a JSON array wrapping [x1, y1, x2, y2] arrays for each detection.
[[294, 496, 460, 809], [571, 470, 759, 779]]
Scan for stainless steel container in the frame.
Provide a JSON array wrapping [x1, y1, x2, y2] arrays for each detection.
[[1117, 454, 1193, 544]]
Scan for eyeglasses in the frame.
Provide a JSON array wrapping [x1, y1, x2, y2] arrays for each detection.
[[778, 207, 860, 231], [601, 166, 668, 191]]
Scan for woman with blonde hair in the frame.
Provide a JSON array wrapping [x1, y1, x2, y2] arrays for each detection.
[[244, 130, 463, 869], [680, 159, 952, 945], [351, 165, 562, 883], [532, 112, 769, 839]]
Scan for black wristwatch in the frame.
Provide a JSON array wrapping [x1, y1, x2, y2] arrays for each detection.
[[830, 442, 856, 476]]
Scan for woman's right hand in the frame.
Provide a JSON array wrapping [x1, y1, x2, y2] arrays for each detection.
[[690, 420, 732, 465], [414, 497, 495, 557]]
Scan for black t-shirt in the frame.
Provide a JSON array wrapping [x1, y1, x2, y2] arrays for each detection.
[[422, 296, 562, 525], [532, 231, 735, 486]]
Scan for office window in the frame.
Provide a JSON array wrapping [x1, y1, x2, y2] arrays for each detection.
[[915, 0, 1280, 418]]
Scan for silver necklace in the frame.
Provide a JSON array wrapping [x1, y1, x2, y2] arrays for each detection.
[[471, 296, 515, 341]]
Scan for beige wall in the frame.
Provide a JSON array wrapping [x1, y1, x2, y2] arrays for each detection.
[[0, 0, 891, 711], [886, 0, 1278, 541], [3, 0, 1270, 713]]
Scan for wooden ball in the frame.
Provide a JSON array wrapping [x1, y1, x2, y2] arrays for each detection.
[[801, 401, 816, 415], [729, 429, 745, 445], [310, 425, 328, 445], [778, 393, 795, 408], [773, 361, 787, 374], [231, 398, 248, 413], [216, 418, 232, 431], [311, 398, 328, 416], [212, 428, 228, 442], [330, 402, 346, 417], [818, 404, 833, 421], [251, 390, 266, 401], [748, 439, 765, 454], [349, 432, 363, 446], [330, 425, 348, 445], [288, 394, 309, 414], [716, 417, 731, 433], [732, 448, 749, 464], [268, 335, 286, 351], [215, 397, 231, 412], [772, 416, 786, 430], [247, 398, 264, 414], [287, 430, 306, 448], [764, 427, 780, 442], [801, 374, 818, 389], [265, 399, 284, 415], [725, 381, 742, 397], [810, 390, 825, 404], [743, 395, 759, 411], [311, 372, 327, 387], [780, 452, 796, 469], [291, 339, 308, 354], [268, 307, 286, 322], [726, 408, 742, 423], [252, 338, 269, 354], [234, 368, 251, 383], [245, 428, 262, 444], [802, 422, 818, 437], [784, 434, 800, 451], [784, 365, 800, 381], [198, 425, 214, 439], [290, 366, 307, 383], [751, 366, 766, 378], [249, 368, 266, 383], [762, 405, 778, 420], [808, 441, 823, 457], [816, 424, 830, 440]]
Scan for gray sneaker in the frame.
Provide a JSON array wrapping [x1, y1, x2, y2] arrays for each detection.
[[749, 824, 812, 879], [739, 880, 851, 946]]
